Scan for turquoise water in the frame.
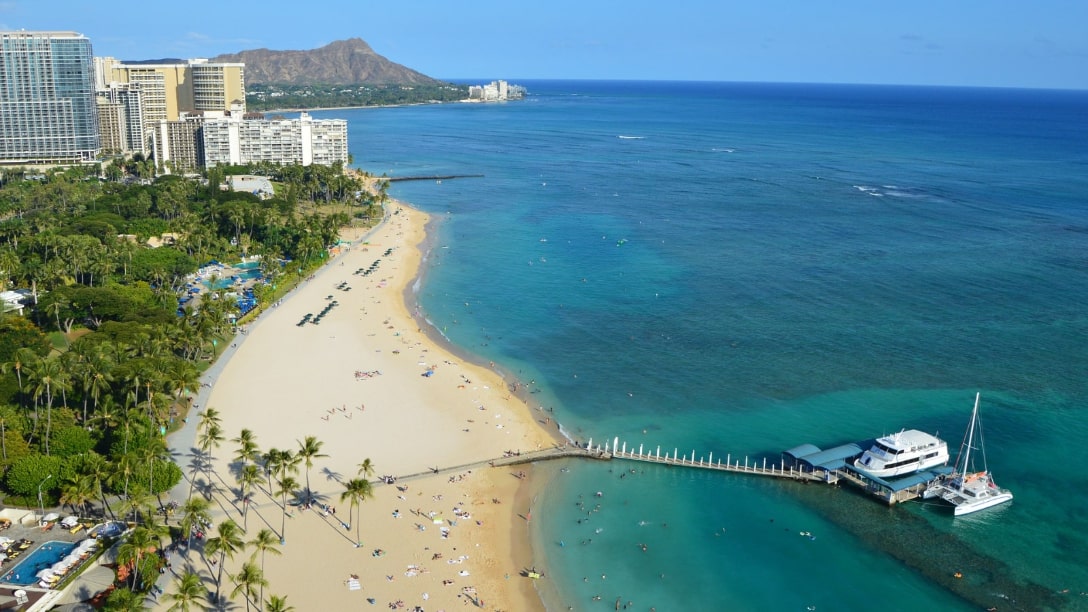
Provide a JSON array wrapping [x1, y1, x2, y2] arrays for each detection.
[[202, 265, 262, 289], [320, 81, 1088, 610], [1, 540, 76, 586]]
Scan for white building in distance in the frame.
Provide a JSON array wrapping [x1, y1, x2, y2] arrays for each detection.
[[467, 80, 525, 101]]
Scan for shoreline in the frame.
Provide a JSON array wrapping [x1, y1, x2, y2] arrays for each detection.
[[259, 100, 467, 114], [167, 198, 559, 611]]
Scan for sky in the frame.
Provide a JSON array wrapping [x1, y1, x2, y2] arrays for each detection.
[[3, 0, 1086, 90]]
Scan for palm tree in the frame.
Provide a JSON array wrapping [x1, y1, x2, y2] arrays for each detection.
[[117, 526, 162, 590], [272, 450, 300, 507], [76, 451, 114, 518], [84, 351, 114, 423], [260, 448, 281, 492], [58, 475, 94, 516], [247, 528, 281, 606], [196, 422, 224, 469], [356, 457, 376, 479], [45, 291, 70, 338], [91, 394, 122, 435], [164, 570, 209, 611], [296, 435, 326, 501], [264, 594, 295, 612], [164, 360, 199, 420], [28, 355, 65, 454], [198, 406, 222, 434], [204, 519, 244, 604], [233, 428, 259, 467], [140, 437, 170, 513], [178, 496, 211, 553], [230, 561, 267, 612], [102, 586, 145, 611], [237, 463, 261, 529], [108, 452, 138, 515], [340, 477, 374, 548], [0, 346, 38, 397], [275, 475, 299, 544]]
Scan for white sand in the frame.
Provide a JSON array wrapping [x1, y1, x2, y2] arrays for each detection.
[[180, 204, 557, 611]]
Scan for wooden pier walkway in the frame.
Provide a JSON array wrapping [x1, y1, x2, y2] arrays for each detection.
[[381, 438, 823, 489], [374, 445, 604, 487], [379, 436, 923, 506], [380, 174, 485, 183]]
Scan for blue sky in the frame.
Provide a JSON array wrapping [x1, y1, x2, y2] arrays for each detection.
[[4, 0, 1086, 89]]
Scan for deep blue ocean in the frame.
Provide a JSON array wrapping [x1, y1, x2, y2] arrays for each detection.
[[312, 80, 1088, 610]]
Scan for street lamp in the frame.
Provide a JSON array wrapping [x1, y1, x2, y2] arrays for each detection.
[[37, 474, 52, 520]]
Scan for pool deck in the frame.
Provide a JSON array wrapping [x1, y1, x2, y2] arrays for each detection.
[[0, 510, 109, 610]]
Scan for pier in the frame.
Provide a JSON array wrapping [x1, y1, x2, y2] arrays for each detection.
[[379, 435, 945, 507], [380, 174, 484, 183], [584, 435, 947, 506]]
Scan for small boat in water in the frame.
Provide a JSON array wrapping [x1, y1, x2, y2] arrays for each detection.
[[924, 393, 1013, 516], [853, 429, 949, 478]]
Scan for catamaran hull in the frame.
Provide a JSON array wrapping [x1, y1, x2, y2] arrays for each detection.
[[952, 492, 1013, 516]]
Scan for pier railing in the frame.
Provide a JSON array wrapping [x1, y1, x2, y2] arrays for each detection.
[[583, 436, 824, 482]]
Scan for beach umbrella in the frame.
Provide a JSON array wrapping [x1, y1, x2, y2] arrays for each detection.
[[51, 561, 68, 573], [42, 512, 60, 522], [36, 569, 55, 580]]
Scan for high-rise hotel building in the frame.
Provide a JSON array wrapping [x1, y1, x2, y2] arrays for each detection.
[[99, 58, 245, 147], [0, 31, 100, 164]]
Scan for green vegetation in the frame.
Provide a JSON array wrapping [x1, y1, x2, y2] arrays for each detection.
[[0, 159, 383, 603], [246, 83, 470, 111]]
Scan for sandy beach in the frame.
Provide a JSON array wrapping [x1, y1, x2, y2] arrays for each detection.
[[169, 203, 559, 611]]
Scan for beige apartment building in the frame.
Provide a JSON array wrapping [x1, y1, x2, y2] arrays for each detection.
[[96, 81, 145, 154], [97, 57, 245, 154]]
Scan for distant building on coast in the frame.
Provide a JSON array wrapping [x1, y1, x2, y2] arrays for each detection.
[[467, 80, 525, 102], [0, 31, 100, 165]]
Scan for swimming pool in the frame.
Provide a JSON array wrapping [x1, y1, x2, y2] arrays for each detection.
[[1, 540, 76, 586], [201, 266, 263, 290]]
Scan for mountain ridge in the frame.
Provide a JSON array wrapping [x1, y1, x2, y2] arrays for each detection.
[[211, 38, 444, 86]]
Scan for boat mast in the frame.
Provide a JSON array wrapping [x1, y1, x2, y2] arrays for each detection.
[[962, 392, 979, 476]]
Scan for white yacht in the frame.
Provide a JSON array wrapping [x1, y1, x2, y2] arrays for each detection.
[[924, 393, 1013, 516], [852, 429, 949, 478]]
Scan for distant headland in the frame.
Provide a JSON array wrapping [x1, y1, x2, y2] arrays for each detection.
[[204, 37, 524, 111]]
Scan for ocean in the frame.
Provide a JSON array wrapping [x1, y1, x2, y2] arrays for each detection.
[[313, 80, 1088, 610]]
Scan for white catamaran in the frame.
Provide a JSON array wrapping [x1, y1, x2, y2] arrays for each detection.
[[924, 392, 1013, 516]]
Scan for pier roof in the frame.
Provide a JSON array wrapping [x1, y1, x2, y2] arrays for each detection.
[[863, 465, 955, 492], [795, 443, 864, 470], [782, 444, 821, 461]]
